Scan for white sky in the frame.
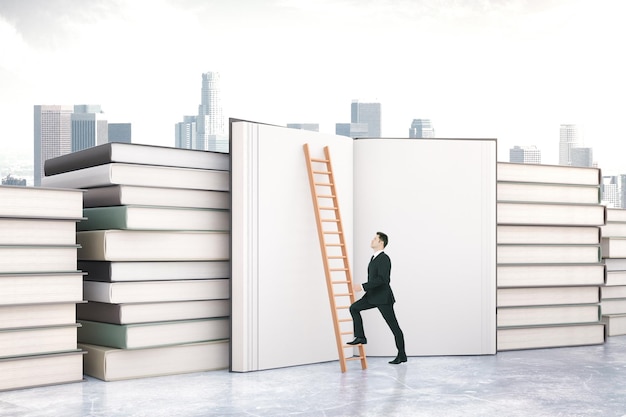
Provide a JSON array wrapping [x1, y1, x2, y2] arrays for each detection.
[[1, 0, 626, 170]]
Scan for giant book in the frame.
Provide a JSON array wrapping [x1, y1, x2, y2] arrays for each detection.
[[79, 340, 228, 381], [77, 318, 229, 349], [78, 205, 229, 231], [231, 120, 497, 372], [44, 142, 229, 175], [82, 185, 229, 209], [41, 163, 229, 191], [0, 185, 83, 219], [76, 230, 229, 261]]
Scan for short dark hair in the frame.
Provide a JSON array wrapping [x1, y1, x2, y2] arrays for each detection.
[[377, 231, 388, 248]]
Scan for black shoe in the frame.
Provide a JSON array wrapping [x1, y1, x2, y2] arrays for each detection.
[[389, 355, 407, 364], [347, 337, 367, 345]]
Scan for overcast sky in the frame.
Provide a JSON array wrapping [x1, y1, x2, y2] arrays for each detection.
[[1, 0, 625, 170]]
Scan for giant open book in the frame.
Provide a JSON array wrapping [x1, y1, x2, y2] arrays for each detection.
[[230, 120, 497, 372]]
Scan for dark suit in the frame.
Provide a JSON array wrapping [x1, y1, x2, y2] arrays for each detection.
[[350, 252, 405, 355]]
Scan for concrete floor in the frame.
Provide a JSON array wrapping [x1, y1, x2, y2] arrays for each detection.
[[2, 336, 626, 417]]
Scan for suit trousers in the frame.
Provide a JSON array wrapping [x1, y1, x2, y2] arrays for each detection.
[[349, 297, 406, 355]]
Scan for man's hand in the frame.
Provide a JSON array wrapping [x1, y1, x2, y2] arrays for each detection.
[[353, 283, 363, 292]]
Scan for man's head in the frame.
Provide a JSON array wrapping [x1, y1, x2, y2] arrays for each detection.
[[371, 231, 388, 250]]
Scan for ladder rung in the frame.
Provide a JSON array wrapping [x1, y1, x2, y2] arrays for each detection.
[[323, 231, 341, 235], [317, 194, 335, 198], [340, 331, 352, 335], [338, 318, 352, 323], [322, 219, 339, 222], [313, 170, 331, 175], [330, 268, 348, 271], [336, 306, 349, 309], [328, 255, 346, 259], [319, 207, 338, 210], [346, 356, 365, 361], [331, 281, 349, 284], [310, 158, 329, 163], [326, 243, 344, 247], [334, 293, 351, 297], [315, 183, 333, 186]]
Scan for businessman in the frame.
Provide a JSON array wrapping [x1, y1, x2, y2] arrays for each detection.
[[348, 231, 407, 364]]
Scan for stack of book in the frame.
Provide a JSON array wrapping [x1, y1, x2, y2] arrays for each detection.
[[41, 143, 231, 381], [496, 162, 606, 351], [0, 185, 85, 390], [599, 208, 626, 336]]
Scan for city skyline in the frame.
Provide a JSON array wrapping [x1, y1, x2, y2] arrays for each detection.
[[1, 1, 626, 170]]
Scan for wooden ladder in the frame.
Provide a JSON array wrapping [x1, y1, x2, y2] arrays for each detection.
[[303, 143, 367, 372]]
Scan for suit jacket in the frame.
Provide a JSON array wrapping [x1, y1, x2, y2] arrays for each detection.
[[362, 252, 395, 305]]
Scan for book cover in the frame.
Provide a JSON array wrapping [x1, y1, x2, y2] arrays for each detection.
[[76, 230, 229, 261], [44, 142, 229, 176], [77, 318, 229, 349], [78, 205, 229, 231], [0, 185, 84, 219], [83, 185, 230, 209], [79, 340, 228, 381], [79, 260, 230, 282], [230, 120, 497, 371], [41, 163, 229, 191]]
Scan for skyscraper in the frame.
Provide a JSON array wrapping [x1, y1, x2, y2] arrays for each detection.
[[108, 123, 132, 143], [175, 116, 197, 149], [570, 147, 594, 167], [287, 123, 319, 132], [34, 105, 73, 186], [509, 145, 541, 164], [351, 100, 381, 137], [559, 124, 582, 166], [71, 104, 108, 152], [408, 119, 435, 138], [197, 72, 227, 152]]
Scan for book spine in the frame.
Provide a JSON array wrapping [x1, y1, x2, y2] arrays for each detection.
[[44, 143, 113, 176]]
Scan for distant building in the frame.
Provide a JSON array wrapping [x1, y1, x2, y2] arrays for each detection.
[[602, 176, 621, 208], [559, 124, 582, 166], [34, 105, 73, 186], [408, 119, 435, 138], [570, 147, 594, 167], [197, 72, 227, 152], [509, 145, 541, 164], [175, 116, 197, 149], [351, 100, 381, 137], [1, 174, 26, 186], [287, 123, 319, 132], [108, 123, 132, 143], [175, 72, 227, 152], [71, 104, 108, 152], [335, 122, 368, 138]]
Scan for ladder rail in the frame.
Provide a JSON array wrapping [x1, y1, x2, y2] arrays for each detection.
[[303, 143, 367, 372]]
